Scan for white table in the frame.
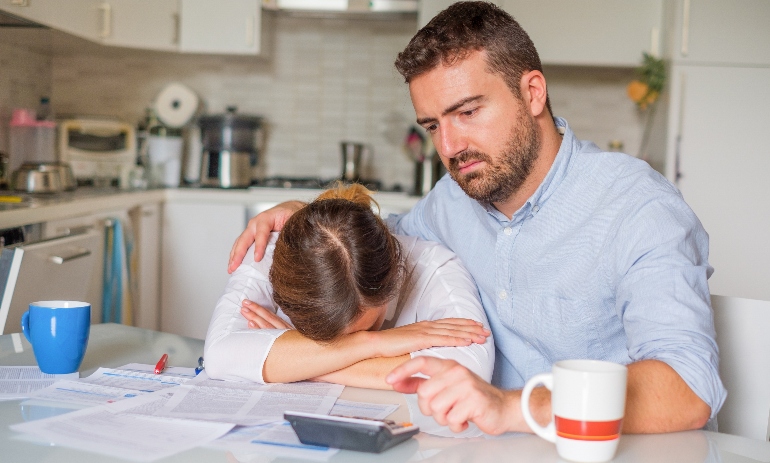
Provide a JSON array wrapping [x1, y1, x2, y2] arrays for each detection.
[[1, 324, 769, 462]]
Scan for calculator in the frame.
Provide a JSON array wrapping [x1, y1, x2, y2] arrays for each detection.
[[284, 411, 419, 453]]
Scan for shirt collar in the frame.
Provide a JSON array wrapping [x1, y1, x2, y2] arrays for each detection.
[[483, 117, 579, 224]]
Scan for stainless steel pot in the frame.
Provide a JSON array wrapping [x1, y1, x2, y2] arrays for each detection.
[[199, 150, 252, 188], [12, 162, 76, 193]]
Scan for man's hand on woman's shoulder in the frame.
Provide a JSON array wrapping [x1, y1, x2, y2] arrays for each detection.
[[228, 200, 306, 273]]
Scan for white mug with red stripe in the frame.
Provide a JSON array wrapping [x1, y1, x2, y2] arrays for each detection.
[[521, 359, 628, 462]]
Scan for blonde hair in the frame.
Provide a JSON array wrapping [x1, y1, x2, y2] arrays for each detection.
[[315, 181, 380, 214], [269, 183, 403, 342]]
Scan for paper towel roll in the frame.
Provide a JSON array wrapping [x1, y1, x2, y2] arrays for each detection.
[[153, 82, 199, 128]]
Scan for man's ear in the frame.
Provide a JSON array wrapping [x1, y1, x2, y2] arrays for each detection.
[[520, 70, 548, 117]]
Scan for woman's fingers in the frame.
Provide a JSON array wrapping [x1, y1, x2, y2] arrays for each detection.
[[241, 300, 290, 329]]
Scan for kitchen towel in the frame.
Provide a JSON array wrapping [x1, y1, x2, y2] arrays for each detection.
[[102, 219, 134, 325]]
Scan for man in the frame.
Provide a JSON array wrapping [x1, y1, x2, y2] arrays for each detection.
[[228, 2, 725, 435]]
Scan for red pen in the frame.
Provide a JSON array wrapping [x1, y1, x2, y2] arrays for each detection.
[[154, 353, 168, 374]]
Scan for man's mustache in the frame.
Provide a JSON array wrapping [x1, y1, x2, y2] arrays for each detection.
[[449, 150, 492, 171]]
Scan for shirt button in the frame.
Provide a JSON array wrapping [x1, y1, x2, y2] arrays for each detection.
[[499, 290, 508, 300], [503, 227, 512, 235], [532, 205, 540, 213]]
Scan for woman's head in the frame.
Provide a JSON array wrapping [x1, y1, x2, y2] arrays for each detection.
[[269, 183, 404, 342]]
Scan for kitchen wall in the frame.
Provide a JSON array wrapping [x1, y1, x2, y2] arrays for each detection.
[[0, 28, 52, 157], [0, 12, 648, 189]]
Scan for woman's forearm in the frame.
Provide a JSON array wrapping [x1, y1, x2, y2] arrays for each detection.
[[312, 355, 411, 389], [262, 330, 377, 383]]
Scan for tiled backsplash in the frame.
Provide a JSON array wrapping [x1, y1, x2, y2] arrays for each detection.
[[0, 13, 648, 189]]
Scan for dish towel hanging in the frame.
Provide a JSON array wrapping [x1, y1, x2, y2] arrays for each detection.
[[102, 219, 134, 325]]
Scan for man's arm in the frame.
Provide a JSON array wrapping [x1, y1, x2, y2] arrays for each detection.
[[386, 357, 711, 435]]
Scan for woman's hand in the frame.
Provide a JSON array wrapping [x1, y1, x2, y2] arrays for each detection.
[[368, 318, 490, 358], [240, 300, 291, 329]]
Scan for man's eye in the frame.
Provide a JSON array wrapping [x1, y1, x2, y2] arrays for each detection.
[[426, 124, 438, 133], [461, 108, 476, 117]]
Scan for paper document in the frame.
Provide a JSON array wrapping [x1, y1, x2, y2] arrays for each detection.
[[22, 367, 192, 407], [10, 402, 234, 462], [117, 363, 198, 379], [80, 367, 190, 392], [208, 422, 339, 461], [151, 373, 344, 426], [330, 399, 400, 420], [0, 366, 78, 400], [27, 379, 148, 407]]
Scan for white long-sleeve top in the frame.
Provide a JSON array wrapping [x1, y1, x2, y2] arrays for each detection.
[[204, 233, 494, 385]]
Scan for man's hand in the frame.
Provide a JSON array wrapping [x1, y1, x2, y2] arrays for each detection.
[[370, 319, 490, 358], [240, 300, 291, 329], [228, 201, 305, 273], [386, 357, 529, 435]]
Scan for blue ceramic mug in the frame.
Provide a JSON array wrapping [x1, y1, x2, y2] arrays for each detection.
[[21, 301, 91, 374]]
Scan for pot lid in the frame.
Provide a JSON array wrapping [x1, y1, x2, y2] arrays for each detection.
[[199, 106, 262, 129]]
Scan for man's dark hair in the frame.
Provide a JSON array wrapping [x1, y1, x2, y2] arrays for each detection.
[[395, 1, 552, 115]]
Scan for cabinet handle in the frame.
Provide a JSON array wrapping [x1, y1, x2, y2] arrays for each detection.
[[246, 15, 255, 47], [49, 249, 91, 264], [172, 13, 180, 45], [681, 0, 690, 56], [99, 2, 112, 39]]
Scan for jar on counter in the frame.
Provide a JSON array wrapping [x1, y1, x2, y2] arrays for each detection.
[[8, 108, 57, 174]]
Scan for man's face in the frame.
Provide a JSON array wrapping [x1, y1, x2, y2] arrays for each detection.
[[409, 51, 541, 204]]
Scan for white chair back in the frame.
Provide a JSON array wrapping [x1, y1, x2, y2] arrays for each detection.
[[712, 295, 770, 441]]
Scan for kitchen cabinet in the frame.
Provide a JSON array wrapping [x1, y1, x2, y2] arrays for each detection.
[[98, 0, 178, 52], [160, 200, 246, 339], [653, 1, 770, 301], [0, 0, 266, 55], [659, 66, 770, 302], [666, 0, 770, 66], [418, 1, 662, 67], [179, 0, 264, 55], [0, 0, 178, 52], [501, 0, 663, 67]]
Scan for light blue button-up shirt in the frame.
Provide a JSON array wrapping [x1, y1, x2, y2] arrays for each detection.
[[388, 118, 726, 419]]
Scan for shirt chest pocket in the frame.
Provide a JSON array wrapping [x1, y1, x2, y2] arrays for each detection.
[[532, 296, 605, 363]]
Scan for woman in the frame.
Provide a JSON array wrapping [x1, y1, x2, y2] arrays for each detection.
[[204, 184, 493, 391]]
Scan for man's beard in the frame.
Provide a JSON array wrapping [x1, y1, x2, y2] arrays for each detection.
[[447, 111, 541, 204]]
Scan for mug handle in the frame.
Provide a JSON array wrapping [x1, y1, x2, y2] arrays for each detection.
[[21, 311, 31, 343], [521, 373, 556, 443]]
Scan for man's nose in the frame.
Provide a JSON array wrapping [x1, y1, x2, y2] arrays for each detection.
[[437, 124, 467, 159]]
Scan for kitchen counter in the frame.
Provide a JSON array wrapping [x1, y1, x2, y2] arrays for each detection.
[[0, 186, 421, 229]]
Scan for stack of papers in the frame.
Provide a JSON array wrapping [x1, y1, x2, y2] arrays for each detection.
[[0, 366, 78, 400], [8, 364, 400, 462]]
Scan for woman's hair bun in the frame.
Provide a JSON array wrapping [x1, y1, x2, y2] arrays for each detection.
[[315, 182, 379, 211]]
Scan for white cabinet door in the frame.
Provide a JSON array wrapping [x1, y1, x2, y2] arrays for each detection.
[[0, 0, 102, 42], [131, 203, 162, 331], [667, 66, 770, 301], [668, 0, 770, 66], [99, 0, 178, 52], [179, 0, 262, 55], [502, 0, 663, 67], [160, 201, 245, 339], [418, 0, 463, 28]]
